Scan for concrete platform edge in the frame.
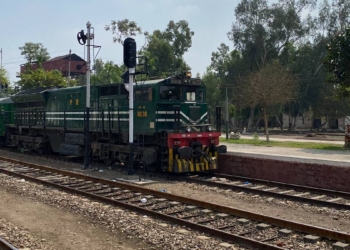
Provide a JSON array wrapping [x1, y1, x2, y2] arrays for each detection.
[[226, 151, 350, 167]]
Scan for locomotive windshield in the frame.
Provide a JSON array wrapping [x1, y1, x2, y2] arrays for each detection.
[[159, 85, 182, 100], [159, 85, 203, 102]]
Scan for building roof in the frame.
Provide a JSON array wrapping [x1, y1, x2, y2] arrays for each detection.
[[48, 53, 85, 62]]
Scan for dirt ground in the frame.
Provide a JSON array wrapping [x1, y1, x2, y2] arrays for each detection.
[[0, 187, 148, 250]]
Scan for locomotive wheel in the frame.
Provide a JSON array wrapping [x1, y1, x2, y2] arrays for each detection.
[[146, 163, 158, 172], [103, 158, 115, 166], [37, 147, 45, 154]]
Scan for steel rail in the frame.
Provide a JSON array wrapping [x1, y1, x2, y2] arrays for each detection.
[[0, 160, 281, 249], [0, 156, 349, 247], [170, 173, 350, 210], [201, 173, 350, 199], [0, 238, 18, 250]]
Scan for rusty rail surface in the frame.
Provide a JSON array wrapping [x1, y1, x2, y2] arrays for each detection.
[[164, 172, 350, 210], [202, 173, 350, 199], [0, 238, 18, 250], [0, 156, 348, 249]]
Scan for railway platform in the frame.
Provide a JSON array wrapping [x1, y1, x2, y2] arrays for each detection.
[[221, 135, 350, 167], [218, 135, 350, 192]]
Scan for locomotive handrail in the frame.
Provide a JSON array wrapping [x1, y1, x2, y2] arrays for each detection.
[[6, 104, 216, 134]]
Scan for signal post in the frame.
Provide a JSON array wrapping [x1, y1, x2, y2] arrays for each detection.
[[123, 38, 137, 175], [77, 22, 92, 170]]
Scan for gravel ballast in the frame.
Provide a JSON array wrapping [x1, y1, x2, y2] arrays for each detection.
[[0, 173, 243, 250]]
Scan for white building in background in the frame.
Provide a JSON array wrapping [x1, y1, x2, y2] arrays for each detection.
[[282, 113, 345, 131]]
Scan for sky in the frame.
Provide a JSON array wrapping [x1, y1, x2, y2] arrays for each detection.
[[1, 0, 259, 83]]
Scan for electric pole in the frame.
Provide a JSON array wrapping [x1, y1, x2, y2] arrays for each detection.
[[68, 49, 71, 86], [0, 48, 2, 95], [226, 86, 229, 140]]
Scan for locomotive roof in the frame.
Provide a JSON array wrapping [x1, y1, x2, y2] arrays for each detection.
[[135, 78, 167, 85], [15, 86, 59, 95], [0, 97, 13, 104]]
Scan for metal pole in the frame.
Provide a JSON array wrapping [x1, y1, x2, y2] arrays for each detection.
[[68, 49, 71, 87], [128, 67, 135, 175], [226, 87, 229, 140], [83, 21, 91, 170], [0, 48, 2, 94]]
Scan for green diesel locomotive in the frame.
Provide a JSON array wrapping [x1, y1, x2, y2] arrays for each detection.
[[0, 73, 226, 173]]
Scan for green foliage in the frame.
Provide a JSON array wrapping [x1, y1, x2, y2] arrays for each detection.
[[222, 138, 343, 150], [202, 0, 350, 132], [0, 68, 10, 86], [163, 20, 194, 57], [324, 27, 350, 97], [19, 42, 50, 67], [16, 69, 67, 91], [105, 19, 144, 45], [252, 132, 259, 141], [141, 20, 194, 78], [106, 19, 193, 78], [236, 61, 297, 109], [0, 68, 11, 97], [202, 70, 222, 121], [92, 59, 123, 84], [228, 0, 316, 67]]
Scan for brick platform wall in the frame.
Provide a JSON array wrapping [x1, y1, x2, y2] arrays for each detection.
[[218, 154, 350, 192]]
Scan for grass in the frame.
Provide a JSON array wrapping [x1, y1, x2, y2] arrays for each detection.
[[220, 138, 345, 150]]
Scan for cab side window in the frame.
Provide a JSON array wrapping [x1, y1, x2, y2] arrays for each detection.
[[198, 90, 204, 102], [159, 86, 182, 100], [136, 88, 152, 101]]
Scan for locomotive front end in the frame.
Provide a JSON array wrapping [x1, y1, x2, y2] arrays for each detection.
[[157, 72, 227, 173], [167, 128, 226, 173]]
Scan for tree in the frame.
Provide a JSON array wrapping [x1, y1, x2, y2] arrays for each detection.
[[0, 68, 10, 86], [105, 19, 144, 45], [19, 42, 50, 67], [0, 68, 10, 97], [163, 20, 194, 57], [235, 61, 297, 141], [202, 70, 222, 124], [17, 69, 67, 91], [105, 19, 194, 78], [141, 20, 194, 78], [228, 0, 316, 68], [91, 59, 123, 84], [324, 27, 350, 97], [210, 44, 255, 130]]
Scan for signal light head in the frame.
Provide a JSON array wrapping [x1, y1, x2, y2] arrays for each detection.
[[123, 38, 137, 68]]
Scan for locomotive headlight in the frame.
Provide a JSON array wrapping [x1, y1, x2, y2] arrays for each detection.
[[207, 125, 213, 132], [185, 126, 191, 132]]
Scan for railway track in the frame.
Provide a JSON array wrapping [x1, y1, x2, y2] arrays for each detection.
[[0, 238, 18, 250], [172, 173, 350, 211], [9, 148, 347, 210], [0, 157, 349, 249]]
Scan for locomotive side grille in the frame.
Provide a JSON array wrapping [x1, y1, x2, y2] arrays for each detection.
[[189, 106, 201, 121]]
